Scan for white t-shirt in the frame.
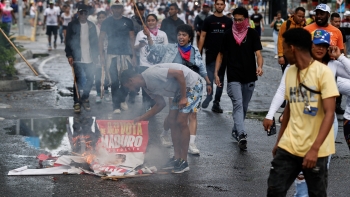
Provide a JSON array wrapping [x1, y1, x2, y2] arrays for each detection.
[[88, 15, 97, 25], [177, 13, 186, 24], [44, 8, 60, 26], [134, 30, 168, 67], [80, 22, 92, 63], [30, 6, 36, 16], [61, 13, 72, 26]]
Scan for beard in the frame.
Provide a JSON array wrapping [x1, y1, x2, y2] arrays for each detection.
[[315, 18, 328, 26], [215, 9, 223, 13]]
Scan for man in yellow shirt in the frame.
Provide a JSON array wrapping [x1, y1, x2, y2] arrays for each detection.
[[267, 28, 339, 197]]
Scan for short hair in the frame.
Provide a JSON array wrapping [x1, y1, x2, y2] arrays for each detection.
[[120, 69, 138, 85], [282, 28, 312, 52], [232, 7, 248, 18], [97, 11, 107, 18], [169, 3, 178, 10], [147, 14, 158, 21], [331, 13, 340, 20], [215, 0, 225, 4], [294, 7, 306, 14], [176, 24, 194, 43], [276, 11, 282, 15]]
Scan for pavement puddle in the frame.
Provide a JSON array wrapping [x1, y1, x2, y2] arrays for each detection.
[[4, 116, 98, 156]]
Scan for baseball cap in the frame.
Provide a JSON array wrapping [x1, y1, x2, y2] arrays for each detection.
[[253, 6, 258, 10], [78, 5, 88, 12], [344, 10, 350, 16], [312, 29, 330, 45], [315, 4, 331, 13], [203, 3, 209, 8], [134, 2, 145, 10], [49, 0, 54, 4], [111, 0, 124, 7]]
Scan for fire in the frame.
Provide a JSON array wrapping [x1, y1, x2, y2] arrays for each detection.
[[82, 152, 96, 164]]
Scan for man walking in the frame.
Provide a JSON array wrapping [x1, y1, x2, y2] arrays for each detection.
[[250, 6, 264, 38], [194, 3, 211, 44], [43, 1, 60, 50], [198, 0, 232, 113], [65, 5, 99, 113], [99, 1, 136, 114], [267, 28, 338, 197], [160, 3, 184, 43], [215, 7, 263, 150]]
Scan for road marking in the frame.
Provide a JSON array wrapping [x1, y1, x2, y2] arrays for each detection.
[[39, 54, 61, 79]]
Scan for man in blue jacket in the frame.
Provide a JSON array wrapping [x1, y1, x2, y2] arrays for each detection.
[[65, 5, 99, 113]]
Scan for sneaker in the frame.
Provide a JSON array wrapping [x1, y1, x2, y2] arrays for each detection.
[[81, 100, 91, 111], [48, 45, 52, 51], [188, 143, 200, 155], [54, 42, 57, 49], [73, 103, 81, 114], [113, 109, 121, 114], [212, 101, 223, 113], [96, 94, 101, 103], [121, 102, 128, 111], [202, 95, 212, 109], [162, 157, 178, 170], [160, 134, 172, 147], [238, 133, 247, 150], [231, 130, 239, 141], [336, 104, 345, 114], [172, 159, 189, 174]]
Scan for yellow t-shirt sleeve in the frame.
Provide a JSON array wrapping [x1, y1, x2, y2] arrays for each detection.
[[320, 67, 340, 99]]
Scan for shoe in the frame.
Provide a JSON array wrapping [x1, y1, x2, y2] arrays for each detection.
[[172, 159, 189, 174], [231, 130, 239, 141], [188, 143, 200, 155], [96, 94, 101, 103], [82, 100, 91, 111], [267, 117, 277, 136], [336, 104, 345, 114], [202, 95, 212, 109], [160, 134, 172, 147], [274, 55, 278, 59], [54, 42, 57, 49], [48, 45, 52, 51], [73, 103, 81, 114], [121, 102, 128, 111], [162, 157, 178, 170], [211, 101, 223, 113], [113, 109, 121, 114], [238, 133, 247, 150]]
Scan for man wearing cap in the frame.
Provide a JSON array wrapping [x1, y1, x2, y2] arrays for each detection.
[[341, 10, 350, 56], [131, 2, 145, 35], [65, 5, 99, 113], [250, 6, 264, 38], [160, 3, 184, 44], [198, 0, 232, 113], [194, 3, 211, 44], [99, 0, 136, 114], [304, 4, 344, 52], [43, 1, 60, 50]]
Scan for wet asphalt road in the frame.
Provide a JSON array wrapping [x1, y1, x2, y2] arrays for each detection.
[[1, 44, 350, 197]]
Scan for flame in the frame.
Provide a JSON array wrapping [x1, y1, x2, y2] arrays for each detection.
[[82, 152, 96, 164]]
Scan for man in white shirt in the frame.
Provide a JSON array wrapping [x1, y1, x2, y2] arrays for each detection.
[[43, 1, 60, 50]]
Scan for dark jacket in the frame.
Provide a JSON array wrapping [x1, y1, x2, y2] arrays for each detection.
[[194, 12, 211, 32], [65, 19, 99, 62]]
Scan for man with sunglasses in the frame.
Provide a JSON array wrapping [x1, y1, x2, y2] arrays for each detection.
[[65, 5, 99, 114]]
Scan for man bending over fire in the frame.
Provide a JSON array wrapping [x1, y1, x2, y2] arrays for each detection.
[[121, 63, 211, 174]]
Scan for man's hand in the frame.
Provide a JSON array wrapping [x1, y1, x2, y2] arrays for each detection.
[[278, 56, 285, 65], [263, 118, 273, 131], [206, 85, 212, 95], [68, 57, 73, 66], [196, 31, 200, 36], [256, 67, 263, 76], [215, 75, 222, 87], [272, 144, 278, 157], [302, 148, 318, 169], [143, 25, 151, 37], [328, 46, 341, 60], [178, 97, 188, 109]]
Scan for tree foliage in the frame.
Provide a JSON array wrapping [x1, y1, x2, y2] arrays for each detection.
[[0, 23, 17, 77]]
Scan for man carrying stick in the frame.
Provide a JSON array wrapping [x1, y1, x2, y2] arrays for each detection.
[[65, 5, 99, 113]]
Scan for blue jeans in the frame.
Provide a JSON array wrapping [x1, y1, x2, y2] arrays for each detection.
[[206, 61, 224, 103], [73, 62, 94, 104], [227, 81, 255, 135]]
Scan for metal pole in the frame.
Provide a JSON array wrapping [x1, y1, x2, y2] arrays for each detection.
[[18, 0, 24, 35]]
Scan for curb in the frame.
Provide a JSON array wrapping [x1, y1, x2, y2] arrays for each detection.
[[15, 50, 33, 63]]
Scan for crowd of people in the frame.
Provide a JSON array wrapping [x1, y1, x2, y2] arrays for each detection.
[[4, 0, 350, 196]]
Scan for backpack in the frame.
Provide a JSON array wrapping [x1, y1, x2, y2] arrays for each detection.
[[286, 19, 306, 31]]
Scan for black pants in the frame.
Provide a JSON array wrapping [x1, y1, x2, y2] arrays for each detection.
[[267, 148, 328, 197], [206, 61, 224, 103], [344, 119, 350, 150], [109, 58, 128, 110], [73, 62, 95, 104]]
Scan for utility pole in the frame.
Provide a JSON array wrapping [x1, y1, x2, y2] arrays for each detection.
[[18, 0, 24, 35]]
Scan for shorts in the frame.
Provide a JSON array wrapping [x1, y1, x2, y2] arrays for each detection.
[[63, 25, 68, 30], [46, 25, 58, 36], [30, 15, 35, 19], [255, 25, 261, 37], [171, 78, 203, 113]]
